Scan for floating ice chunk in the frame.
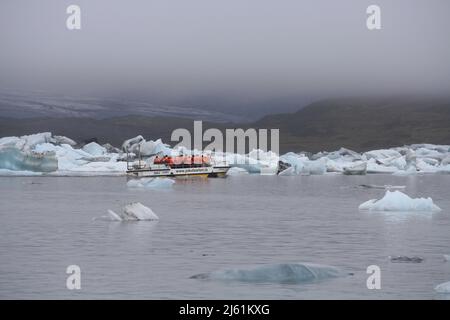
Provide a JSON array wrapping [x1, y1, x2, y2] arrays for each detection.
[[366, 158, 399, 174], [389, 256, 424, 263], [302, 158, 327, 175], [415, 148, 445, 160], [279, 152, 308, 174], [343, 162, 367, 175], [126, 177, 175, 189], [359, 184, 405, 190], [0, 168, 43, 176], [365, 149, 402, 160], [122, 135, 145, 152], [122, 136, 172, 156], [102, 202, 159, 221], [102, 143, 121, 154], [438, 164, 450, 174], [82, 142, 107, 157], [106, 209, 123, 221], [392, 165, 417, 176], [226, 167, 249, 176], [278, 166, 296, 176], [52, 135, 76, 146], [123, 202, 159, 220], [442, 156, 450, 166], [416, 159, 439, 173], [190, 263, 347, 284], [0, 146, 58, 172], [325, 159, 344, 173], [359, 190, 441, 212], [435, 281, 450, 294], [20, 132, 52, 151], [443, 254, 450, 262]]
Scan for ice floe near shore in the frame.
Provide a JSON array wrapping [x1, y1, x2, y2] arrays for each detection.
[[101, 202, 159, 221], [359, 190, 441, 212], [190, 263, 348, 284], [1, 132, 449, 176]]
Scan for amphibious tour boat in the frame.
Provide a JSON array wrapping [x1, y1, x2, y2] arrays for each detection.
[[126, 154, 230, 178]]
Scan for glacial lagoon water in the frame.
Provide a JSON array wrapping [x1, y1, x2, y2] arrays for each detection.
[[0, 174, 449, 299]]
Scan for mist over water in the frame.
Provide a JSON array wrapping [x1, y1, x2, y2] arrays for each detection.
[[1, 0, 450, 113]]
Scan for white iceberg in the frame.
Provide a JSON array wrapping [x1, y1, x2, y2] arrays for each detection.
[[444, 254, 450, 262], [126, 177, 175, 189], [104, 202, 159, 221], [106, 209, 123, 221], [122, 135, 172, 156], [359, 190, 441, 212], [392, 165, 417, 176], [279, 152, 309, 174], [122, 135, 145, 152], [343, 162, 367, 175], [365, 149, 402, 160], [435, 281, 450, 294], [366, 158, 399, 174]]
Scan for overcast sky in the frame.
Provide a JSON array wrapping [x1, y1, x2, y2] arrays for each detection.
[[0, 0, 449, 106]]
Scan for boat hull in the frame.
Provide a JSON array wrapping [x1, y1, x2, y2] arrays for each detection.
[[127, 165, 230, 178]]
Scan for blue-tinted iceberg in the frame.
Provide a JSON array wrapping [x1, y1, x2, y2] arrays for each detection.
[[82, 142, 107, 157], [0, 133, 62, 172], [190, 263, 347, 284]]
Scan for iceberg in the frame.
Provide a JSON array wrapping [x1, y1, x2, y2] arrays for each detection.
[[52, 135, 76, 146], [366, 158, 399, 174], [389, 256, 424, 263], [364, 149, 402, 160], [0, 168, 43, 176], [190, 263, 348, 284], [126, 177, 175, 189], [104, 202, 159, 221], [82, 142, 107, 157], [106, 209, 123, 221], [122, 135, 145, 152], [359, 190, 441, 212], [278, 166, 296, 176], [443, 254, 450, 262], [359, 184, 405, 190], [301, 158, 327, 175], [435, 281, 450, 294], [343, 162, 367, 175], [226, 167, 249, 176], [0, 146, 58, 172], [3, 131, 450, 178], [392, 165, 417, 176], [279, 152, 308, 174], [122, 135, 172, 156]]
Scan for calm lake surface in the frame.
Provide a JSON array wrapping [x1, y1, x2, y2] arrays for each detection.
[[0, 174, 449, 299]]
